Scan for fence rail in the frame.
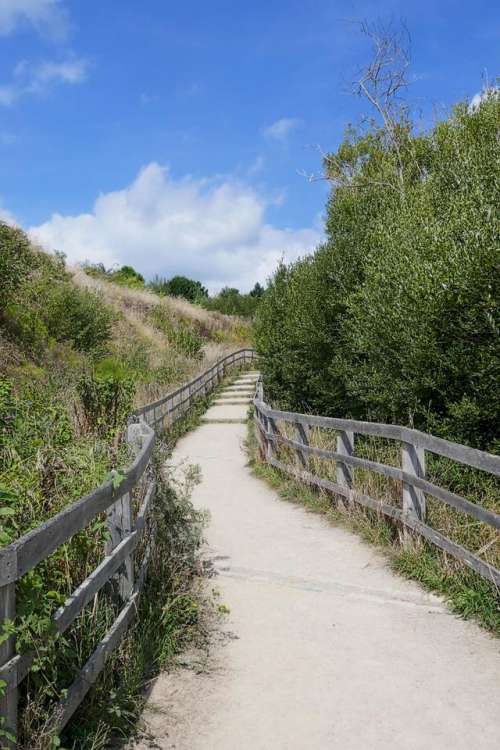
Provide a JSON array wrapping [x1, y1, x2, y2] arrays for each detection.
[[0, 348, 257, 744], [253, 380, 500, 589]]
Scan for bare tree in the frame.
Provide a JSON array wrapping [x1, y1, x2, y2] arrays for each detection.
[[353, 19, 412, 194], [299, 20, 413, 198]]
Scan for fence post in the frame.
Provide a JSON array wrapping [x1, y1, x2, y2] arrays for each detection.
[[401, 442, 426, 520], [295, 422, 310, 470], [105, 421, 147, 602], [336, 430, 354, 494], [267, 417, 278, 462], [0, 580, 17, 747], [254, 406, 266, 461]]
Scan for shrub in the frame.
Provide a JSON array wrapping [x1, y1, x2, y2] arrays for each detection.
[[110, 265, 145, 288], [171, 320, 203, 358], [78, 358, 135, 436], [202, 286, 261, 318], [43, 283, 114, 354], [255, 95, 500, 451], [149, 306, 203, 359], [82, 263, 145, 289], [0, 223, 39, 310], [149, 275, 208, 302], [0, 229, 114, 357]]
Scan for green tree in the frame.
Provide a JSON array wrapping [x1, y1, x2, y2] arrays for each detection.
[[110, 265, 145, 288], [150, 275, 208, 302], [255, 59, 499, 450], [250, 282, 265, 298]]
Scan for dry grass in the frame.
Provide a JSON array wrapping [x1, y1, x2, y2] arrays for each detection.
[[71, 268, 243, 337], [271, 418, 500, 573], [71, 267, 251, 409]]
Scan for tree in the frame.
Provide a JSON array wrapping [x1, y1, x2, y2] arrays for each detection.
[[250, 282, 265, 298], [159, 275, 208, 302], [110, 265, 145, 288], [255, 22, 500, 450]]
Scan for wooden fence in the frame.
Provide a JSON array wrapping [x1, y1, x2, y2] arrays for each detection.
[[0, 348, 257, 744], [254, 380, 500, 588]]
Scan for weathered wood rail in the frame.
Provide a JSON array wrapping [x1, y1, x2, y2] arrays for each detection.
[[0, 348, 257, 744], [253, 380, 500, 588]]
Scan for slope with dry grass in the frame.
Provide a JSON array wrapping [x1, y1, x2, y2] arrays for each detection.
[[0, 222, 252, 748], [71, 267, 251, 407]]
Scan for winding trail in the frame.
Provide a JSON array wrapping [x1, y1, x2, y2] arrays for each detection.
[[134, 372, 500, 750]]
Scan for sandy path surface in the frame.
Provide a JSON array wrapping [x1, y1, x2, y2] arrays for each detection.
[[132, 372, 500, 750]]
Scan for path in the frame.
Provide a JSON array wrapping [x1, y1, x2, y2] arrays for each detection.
[[134, 372, 500, 750]]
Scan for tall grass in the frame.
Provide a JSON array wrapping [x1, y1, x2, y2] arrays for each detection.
[[0, 225, 254, 748]]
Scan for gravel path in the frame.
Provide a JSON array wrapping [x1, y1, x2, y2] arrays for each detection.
[[133, 372, 500, 750]]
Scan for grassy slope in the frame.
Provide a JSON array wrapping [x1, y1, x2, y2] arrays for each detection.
[[71, 267, 251, 408], [0, 225, 251, 748]]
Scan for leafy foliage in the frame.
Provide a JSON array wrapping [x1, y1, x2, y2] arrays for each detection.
[[78, 358, 135, 437], [202, 285, 264, 318], [149, 274, 208, 302], [0, 224, 248, 746], [255, 95, 500, 452], [148, 305, 204, 359], [0, 223, 35, 309], [82, 263, 145, 289], [1, 228, 114, 356]]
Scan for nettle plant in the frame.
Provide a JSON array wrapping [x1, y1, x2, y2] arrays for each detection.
[[78, 358, 136, 437]]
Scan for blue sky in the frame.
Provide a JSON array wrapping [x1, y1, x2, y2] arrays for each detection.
[[0, 0, 498, 291]]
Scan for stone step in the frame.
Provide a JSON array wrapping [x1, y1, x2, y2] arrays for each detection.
[[213, 400, 252, 405], [223, 386, 255, 392], [201, 417, 247, 424]]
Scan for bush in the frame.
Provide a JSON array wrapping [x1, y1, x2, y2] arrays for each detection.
[[202, 286, 262, 318], [82, 263, 145, 289], [148, 306, 203, 359], [43, 283, 114, 354], [255, 95, 500, 451], [78, 358, 135, 436], [149, 275, 208, 302], [110, 265, 145, 288], [0, 227, 114, 356], [0, 223, 36, 310]]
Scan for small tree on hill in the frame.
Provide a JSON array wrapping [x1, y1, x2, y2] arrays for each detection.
[[161, 275, 208, 302]]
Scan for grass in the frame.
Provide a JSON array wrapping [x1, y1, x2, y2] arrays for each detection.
[[0, 226, 254, 749], [8, 364, 254, 750], [247, 417, 500, 637], [17, 440, 212, 750]]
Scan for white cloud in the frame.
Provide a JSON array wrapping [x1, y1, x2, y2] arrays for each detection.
[[263, 117, 301, 141], [247, 155, 265, 176], [0, 204, 17, 226], [28, 59, 88, 87], [468, 86, 498, 112], [0, 57, 88, 106], [29, 163, 321, 292], [0, 0, 69, 39]]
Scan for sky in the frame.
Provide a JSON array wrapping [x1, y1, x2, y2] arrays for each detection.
[[0, 0, 498, 292]]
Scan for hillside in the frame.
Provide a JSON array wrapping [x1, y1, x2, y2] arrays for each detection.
[[0, 222, 253, 748], [0, 222, 250, 543]]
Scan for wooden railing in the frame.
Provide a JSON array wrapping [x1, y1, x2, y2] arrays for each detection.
[[134, 348, 257, 427], [253, 380, 500, 588], [0, 348, 257, 743]]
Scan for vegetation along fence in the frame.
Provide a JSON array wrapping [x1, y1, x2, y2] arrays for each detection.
[[0, 348, 257, 743], [253, 379, 500, 588]]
